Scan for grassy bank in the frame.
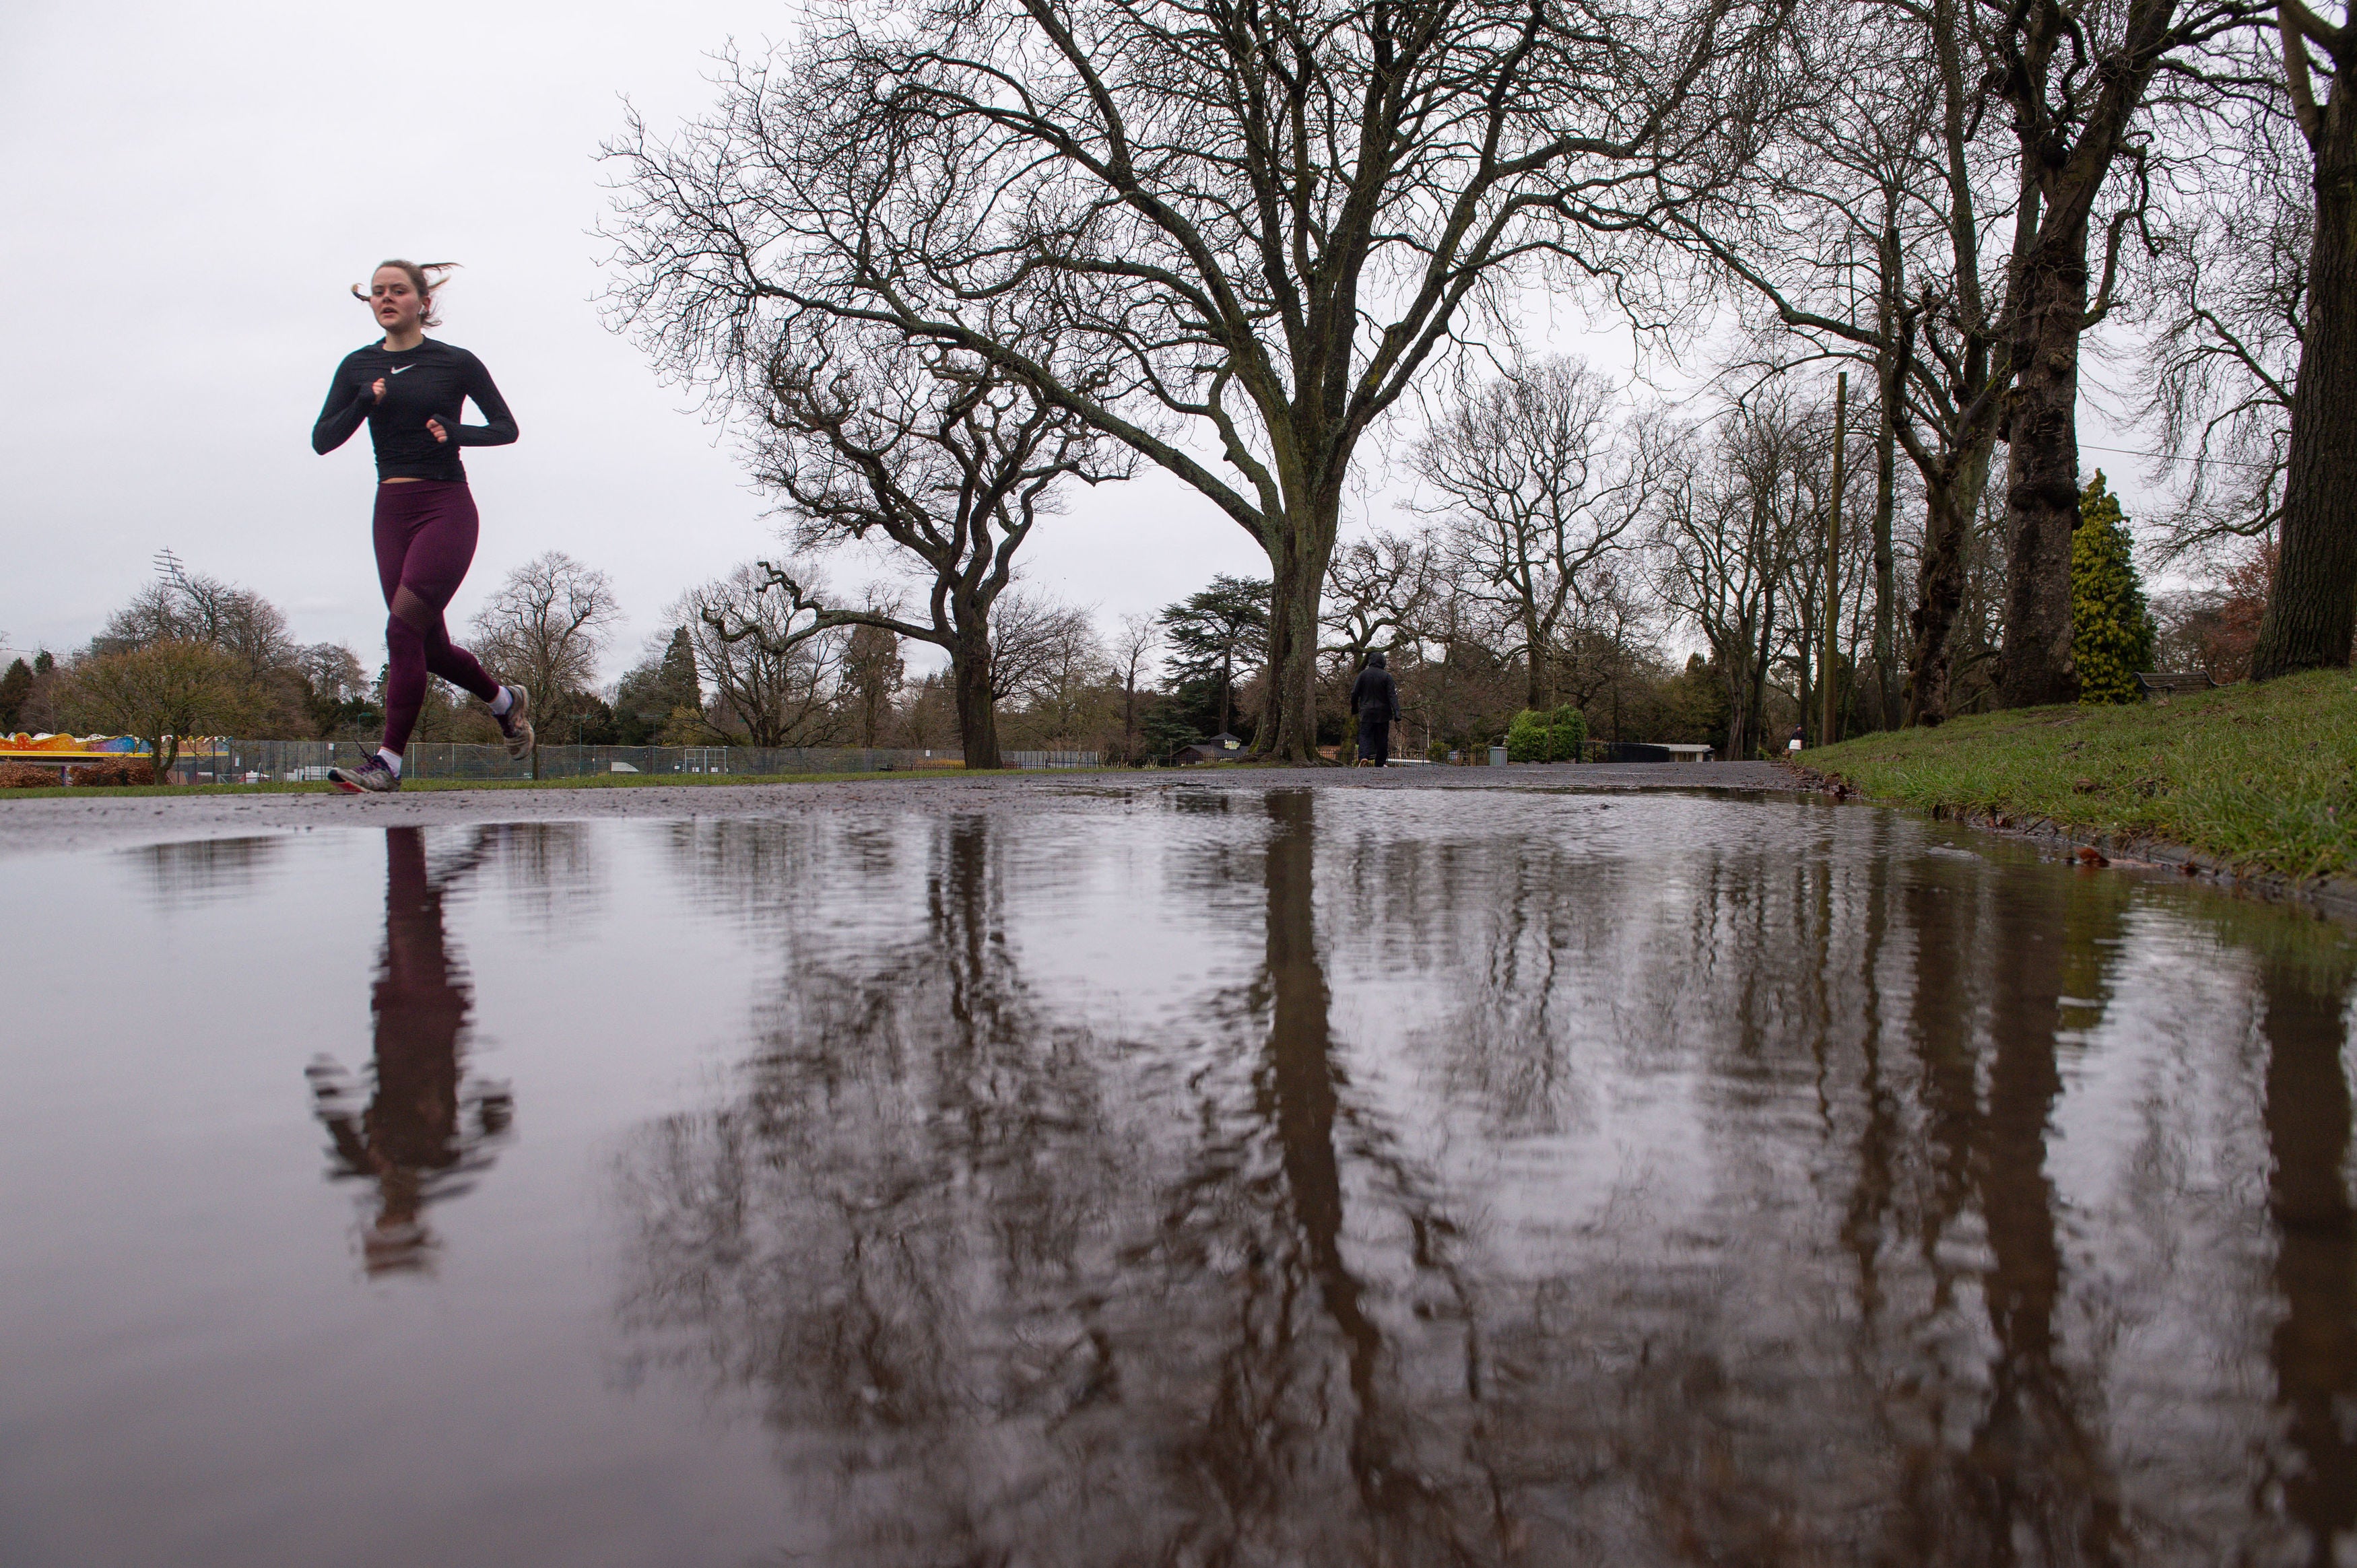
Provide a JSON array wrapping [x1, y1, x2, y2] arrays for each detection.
[[1808, 669, 2357, 877], [0, 765, 1065, 801]]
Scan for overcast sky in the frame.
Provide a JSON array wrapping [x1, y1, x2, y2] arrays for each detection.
[[2, 1, 2174, 685]]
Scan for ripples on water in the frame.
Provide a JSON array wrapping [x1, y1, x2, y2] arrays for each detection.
[[5, 786, 2355, 1565]]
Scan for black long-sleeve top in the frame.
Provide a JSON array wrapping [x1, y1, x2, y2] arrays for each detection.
[[311, 337, 517, 482], [1350, 665, 1399, 722]]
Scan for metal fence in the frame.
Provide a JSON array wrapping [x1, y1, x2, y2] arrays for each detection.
[[161, 741, 1099, 785]]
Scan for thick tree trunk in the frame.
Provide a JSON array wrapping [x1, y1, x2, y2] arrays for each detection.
[[1875, 347, 1902, 731], [2259, 949, 2357, 1553], [1906, 442, 1993, 725], [1998, 207, 2091, 709], [2255, 92, 2357, 679], [1797, 600, 1815, 745], [1906, 484, 1970, 726], [1258, 503, 1339, 762], [1721, 633, 1752, 761], [1748, 588, 1776, 758], [1525, 608, 1551, 711], [951, 623, 1001, 771]]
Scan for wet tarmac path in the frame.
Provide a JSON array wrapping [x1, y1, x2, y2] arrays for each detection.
[[3, 780, 2352, 1565]]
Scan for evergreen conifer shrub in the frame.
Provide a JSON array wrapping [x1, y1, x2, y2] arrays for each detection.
[[0, 658, 31, 731], [2071, 472, 2156, 705]]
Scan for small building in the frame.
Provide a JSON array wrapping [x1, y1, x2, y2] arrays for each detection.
[[1174, 732, 1247, 765]]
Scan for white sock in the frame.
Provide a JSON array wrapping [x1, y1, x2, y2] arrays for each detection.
[[489, 686, 514, 718], [377, 748, 403, 776]]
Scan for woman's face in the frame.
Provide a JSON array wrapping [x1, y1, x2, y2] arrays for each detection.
[[369, 267, 424, 335]]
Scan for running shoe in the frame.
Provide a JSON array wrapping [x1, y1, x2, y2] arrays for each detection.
[[328, 755, 400, 793], [495, 685, 534, 761]]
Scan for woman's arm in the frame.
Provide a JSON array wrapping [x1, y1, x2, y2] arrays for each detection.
[[310, 359, 376, 454], [450, 351, 519, 446]]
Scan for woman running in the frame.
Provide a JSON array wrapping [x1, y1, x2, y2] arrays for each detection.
[[312, 260, 533, 792]]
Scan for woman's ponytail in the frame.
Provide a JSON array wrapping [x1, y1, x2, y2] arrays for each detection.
[[350, 259, 462, 327]]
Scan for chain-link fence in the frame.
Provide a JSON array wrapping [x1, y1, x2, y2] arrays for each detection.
[[159, 741, 1099, 785]]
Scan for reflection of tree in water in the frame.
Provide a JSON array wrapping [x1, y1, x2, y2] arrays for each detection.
[[137, 835, 282, 906], [1642, 840, 2133, 1563], [617, 795, 1506, 1564], [619, 792, 2357, 1564], [620, 810, 1143, 1558], [1160, 790, 1491, 1560], [2255, 925, 2357, 1567], [1779, 843, 2352, 1566], [1904, 864, 2131, 1563], [307, 827, 512, 1276], [1403, 827, 1612, 1135], [1327, 803, 2158, 1562], [484, 819, 605, 935]]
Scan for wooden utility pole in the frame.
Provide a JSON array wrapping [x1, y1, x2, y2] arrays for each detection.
[[1822, 373, 1847, 746]]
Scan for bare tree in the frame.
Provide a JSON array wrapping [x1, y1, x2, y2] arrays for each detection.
[[2137, 90, 2304, 561], [723, 329, 1122, 771], [1320, 531, 1437, 671], [987, 590, 1102, 717], [842, 623, 906, 747], [470, 552, 622, 741], [1666, 0, 2267, 716], [299, 642, 368, 706], [96, 559, 312, 732], [57, 640, 257, 783], [676, 563, 850, 749], [1978, 0, 2262, 706], [1759, 397, 1872, 741], [1661, 0, 2012, 726], [604, 0, 1795, 759], [297, 641, 370, 735], [100, 564, 296, 682], [1413, 359, 1663, 710], [2255, 0, 2357, 677], [1110, 613, 1162, 763], [1548, 563, 1664, 741], [1652, 399, 1820, 758]]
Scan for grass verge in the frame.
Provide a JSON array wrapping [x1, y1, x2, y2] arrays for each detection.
[[0, 765, 1075, 801], [1807, 668, 2357, 879]]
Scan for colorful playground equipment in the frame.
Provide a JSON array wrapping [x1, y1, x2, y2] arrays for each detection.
[[0, 735, 220, 779], [1, 734, 155, 754]]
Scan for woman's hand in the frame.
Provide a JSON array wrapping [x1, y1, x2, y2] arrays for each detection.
[[368, 376, 387, 402], [425, 417, 449, 443]]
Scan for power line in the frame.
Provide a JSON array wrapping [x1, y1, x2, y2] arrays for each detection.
[[2080, 440, 2277, 471]]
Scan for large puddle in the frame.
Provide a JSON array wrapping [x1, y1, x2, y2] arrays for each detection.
[[5, 786, 2355, 1565]]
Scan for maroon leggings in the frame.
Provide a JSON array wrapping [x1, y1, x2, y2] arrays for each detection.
[[373, 481, 499, 753]]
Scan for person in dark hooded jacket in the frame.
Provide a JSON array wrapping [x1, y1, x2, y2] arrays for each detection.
[[1350, 651, 1400, 766]]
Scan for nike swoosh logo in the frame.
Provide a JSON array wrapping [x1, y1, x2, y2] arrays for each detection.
[[389, 366, 415, 375]]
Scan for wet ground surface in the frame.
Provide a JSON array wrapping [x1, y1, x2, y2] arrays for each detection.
[[0, 761, 1794, 857], [5, 780, 2355, 1565]]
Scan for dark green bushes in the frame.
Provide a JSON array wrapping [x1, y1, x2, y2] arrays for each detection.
[[1506, 704, 1588, 762]]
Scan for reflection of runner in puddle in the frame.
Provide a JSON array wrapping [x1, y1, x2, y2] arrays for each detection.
[[307, 827, 512, 1275]]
